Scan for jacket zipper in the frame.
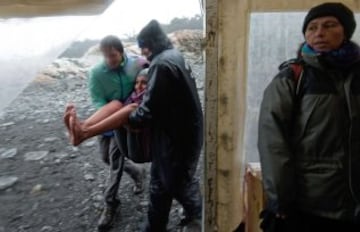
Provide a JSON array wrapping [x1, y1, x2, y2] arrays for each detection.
[[344, 74, 360, 205], [119, 70, 124, 101], [331, 72, 359, 205], [348, 124, 359, 204]]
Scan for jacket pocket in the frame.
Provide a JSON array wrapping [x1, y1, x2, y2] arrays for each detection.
[[296, 160, 347, 211]]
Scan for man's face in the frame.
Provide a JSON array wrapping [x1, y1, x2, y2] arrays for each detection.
[[141, 47, 152, 59], [101, 46, 123, 69], [305, 16, 345, 52]]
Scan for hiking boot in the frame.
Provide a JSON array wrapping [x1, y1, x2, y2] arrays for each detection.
[[180, 218, 202, 232], [97, 202, 120, 232], [133, 168, 146, 194]]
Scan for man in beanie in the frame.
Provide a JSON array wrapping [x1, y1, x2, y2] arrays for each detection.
[[258, 2, 360, 232], [127, 20, 203, 232]]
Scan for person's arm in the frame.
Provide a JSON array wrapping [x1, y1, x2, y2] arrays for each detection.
[[258, 68, 297, 216], [128, 63, 173, 127], [84, 70, 121, 127], [88, 70, 108, 110]]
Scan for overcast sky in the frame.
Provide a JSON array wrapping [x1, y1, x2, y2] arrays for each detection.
[[79, 0, 203, 39]]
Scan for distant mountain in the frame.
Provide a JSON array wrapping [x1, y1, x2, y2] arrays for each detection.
[[38, 29, 204, 82], [59, 39, 100, 59]]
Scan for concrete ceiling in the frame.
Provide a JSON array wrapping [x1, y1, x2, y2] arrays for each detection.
[[0, 0, 114, 18]]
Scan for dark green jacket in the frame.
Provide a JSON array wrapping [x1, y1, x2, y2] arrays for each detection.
[[258, 54, 360, 221], [88, 54, 147, 109]]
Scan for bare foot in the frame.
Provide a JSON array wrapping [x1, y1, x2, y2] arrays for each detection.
[[63, 104, 75, 141], [69, 109, 86, 146]]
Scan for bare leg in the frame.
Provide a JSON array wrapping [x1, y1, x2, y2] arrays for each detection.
[[70, 104, 138, 146], [65, 100, 122, 144], [69, 108, 86, 146], [63, 104, 74, 139], [83, 100, 123, 127]]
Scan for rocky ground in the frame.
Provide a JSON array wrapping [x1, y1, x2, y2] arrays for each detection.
[[0, 30, 204, 232]]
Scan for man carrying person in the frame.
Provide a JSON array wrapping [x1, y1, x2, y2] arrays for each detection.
[[65, 35, 148, 232]]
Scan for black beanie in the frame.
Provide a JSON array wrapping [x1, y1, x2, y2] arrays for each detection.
[[302, 2, 356, 39]]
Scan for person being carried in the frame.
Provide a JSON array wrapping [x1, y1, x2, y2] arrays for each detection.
[[65, 68, 149, 146]]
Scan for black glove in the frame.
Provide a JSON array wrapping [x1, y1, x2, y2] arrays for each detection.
[[260, 210, 289, 232]]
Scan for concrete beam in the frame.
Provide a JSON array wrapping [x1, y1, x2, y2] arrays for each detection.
[[0, 0, 114, 18]]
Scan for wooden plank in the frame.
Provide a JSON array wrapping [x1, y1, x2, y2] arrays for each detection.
[[204, 0, 219, 231], [205, 0, 250, 231], [0, 0, 113, 17], [250, 0, 360, 12], [244, 163, 264, 232], [216, 0, 249, 230]]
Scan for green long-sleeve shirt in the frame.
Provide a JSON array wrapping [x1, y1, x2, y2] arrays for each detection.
[[88, 54, 147, 109]]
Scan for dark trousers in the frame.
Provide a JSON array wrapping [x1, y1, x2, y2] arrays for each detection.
[[262, 211, 360, 232], [98, 133, 141, 207], [144, 157, 202, 232]]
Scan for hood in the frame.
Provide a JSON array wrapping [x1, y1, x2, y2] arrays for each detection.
[[137, 20, 173, 60]]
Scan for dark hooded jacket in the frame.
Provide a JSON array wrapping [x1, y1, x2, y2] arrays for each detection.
[[258, 42, 360, 221], [129, 20, 203, 190]]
